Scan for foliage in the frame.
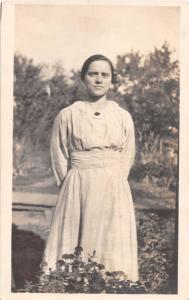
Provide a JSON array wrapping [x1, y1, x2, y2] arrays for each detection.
[[23, 246, 145, 294], [116, 43, 179, 133], [130, 160, 178, 190], [137, 210, 176, 293], [115, 42, 179, 167], [34, 65, 71, 150], [14, 55, 46, 141], [14, 55, 70, 150]]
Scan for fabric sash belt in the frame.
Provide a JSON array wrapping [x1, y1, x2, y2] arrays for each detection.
[[70, 150, 123, 169]]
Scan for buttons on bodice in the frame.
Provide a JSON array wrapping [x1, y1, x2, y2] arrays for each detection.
[[94, 112, 101, 116]]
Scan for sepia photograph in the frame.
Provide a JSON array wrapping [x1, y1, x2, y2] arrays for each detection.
[[1, 1, 189, 298]]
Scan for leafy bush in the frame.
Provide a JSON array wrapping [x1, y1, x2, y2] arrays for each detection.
[[23, 247, 145, 294], [130, 162, 147, 181], [137, 210, 176, 293], [130, 161, 177, 190]]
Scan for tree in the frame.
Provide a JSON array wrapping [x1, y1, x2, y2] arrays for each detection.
[[14, 54, 47, 142], [115, 42, 179, 165], [14, 56, 70, 151]]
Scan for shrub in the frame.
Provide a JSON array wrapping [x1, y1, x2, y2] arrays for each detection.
[[137, 211, 176, 293], [23, 247, 145, 294], [130, 161, 178, 191]]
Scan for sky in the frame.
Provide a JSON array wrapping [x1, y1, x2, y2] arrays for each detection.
[[14, 5, 180, 74]]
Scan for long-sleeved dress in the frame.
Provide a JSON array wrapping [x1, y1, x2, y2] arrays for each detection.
[[43, 100, 138, 282]]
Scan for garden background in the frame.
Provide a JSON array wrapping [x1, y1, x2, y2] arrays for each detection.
[[12, 4, 179, 294]]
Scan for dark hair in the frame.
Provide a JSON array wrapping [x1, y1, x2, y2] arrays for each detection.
[[81, 54, 115, 84]]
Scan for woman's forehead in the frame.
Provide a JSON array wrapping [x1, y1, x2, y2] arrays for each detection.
[[87, 60, 111, 72]]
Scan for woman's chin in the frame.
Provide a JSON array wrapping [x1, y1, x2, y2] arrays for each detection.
[[87, 92, 106, 99]]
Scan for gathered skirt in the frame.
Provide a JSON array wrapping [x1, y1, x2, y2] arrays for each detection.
[[43, 150, 138, 281]]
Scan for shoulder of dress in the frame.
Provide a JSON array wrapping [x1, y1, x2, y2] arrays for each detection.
[[71, 101, 85, 110], [121, 108, 133, 120], [58, 106, 70, 118], [57, 101, 87, 121], [109, 101, 132, 117], [53, 106, 70, 124], [63, 101, 84, 112], [58, 101, 80, 115]]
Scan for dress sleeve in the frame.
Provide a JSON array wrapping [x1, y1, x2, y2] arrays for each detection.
[[121, 112, 136, 179], [50, 110, 69, 187]]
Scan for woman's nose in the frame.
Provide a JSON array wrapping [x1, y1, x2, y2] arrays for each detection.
[[95, 75, 102, 83]]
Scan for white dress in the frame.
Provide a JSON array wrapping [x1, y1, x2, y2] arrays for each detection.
[[43, 100, 138, 281]]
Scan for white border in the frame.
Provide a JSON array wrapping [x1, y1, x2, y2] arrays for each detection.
[[0, 0, 14, 296], [1, 1, 189, 299]]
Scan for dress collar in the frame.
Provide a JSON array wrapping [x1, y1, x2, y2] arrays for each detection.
[[72, 100, 119, 114]]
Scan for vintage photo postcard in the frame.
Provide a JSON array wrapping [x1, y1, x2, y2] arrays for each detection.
[[1, 1, 189, 299]]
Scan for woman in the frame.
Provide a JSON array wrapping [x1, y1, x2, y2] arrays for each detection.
[[43, 54, 138, 282]]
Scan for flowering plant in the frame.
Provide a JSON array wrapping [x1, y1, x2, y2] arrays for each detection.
[[24, 246, 145, 294]]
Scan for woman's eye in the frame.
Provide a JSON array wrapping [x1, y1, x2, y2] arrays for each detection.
[[102, 73, 110, 78], [87, 72, 110, 78], [88, 72, 98, 77]]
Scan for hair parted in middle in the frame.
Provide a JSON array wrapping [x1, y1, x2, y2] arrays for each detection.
[[80, 54, 115, 84]]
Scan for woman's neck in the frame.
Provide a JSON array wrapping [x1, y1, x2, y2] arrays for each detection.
[[85, 95, 108, 110]]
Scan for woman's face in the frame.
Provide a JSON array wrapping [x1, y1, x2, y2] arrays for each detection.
[[83, 60, 112, 98]]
